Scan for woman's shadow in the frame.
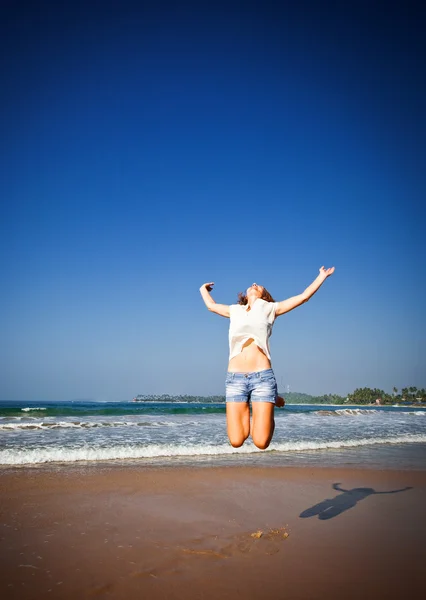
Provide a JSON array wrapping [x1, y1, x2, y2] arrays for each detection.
[[299, 483, 412, 520]]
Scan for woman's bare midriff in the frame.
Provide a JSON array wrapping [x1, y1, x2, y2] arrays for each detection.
[[227, 338, 271, 373]]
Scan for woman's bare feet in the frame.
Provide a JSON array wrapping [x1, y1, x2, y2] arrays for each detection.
[[275, 396, 285, 408]]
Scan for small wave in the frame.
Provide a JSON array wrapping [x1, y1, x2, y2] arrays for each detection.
[[21, 407, 47, 412], [335, 409, 378, 416], [316, 408, 424, 417], [0, 419, 198, 431], [314, 408, 378, 416], [1, 434, 426, 465]]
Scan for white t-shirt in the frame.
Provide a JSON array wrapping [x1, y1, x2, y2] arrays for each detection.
[[228, 298, 279, 361]]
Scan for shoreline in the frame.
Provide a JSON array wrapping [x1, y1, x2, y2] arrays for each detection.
[[1, 465, 425, 599], [2, 438, 426, 471]]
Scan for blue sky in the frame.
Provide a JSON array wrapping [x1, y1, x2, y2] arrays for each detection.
[[1, 1, 425, 400]]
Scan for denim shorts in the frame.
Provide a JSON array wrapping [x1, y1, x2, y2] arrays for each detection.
[[225, 369, 277, 404]]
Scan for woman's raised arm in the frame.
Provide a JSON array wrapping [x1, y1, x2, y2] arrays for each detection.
[[199, 282, 230, 318], [275, 266, 335, 317]]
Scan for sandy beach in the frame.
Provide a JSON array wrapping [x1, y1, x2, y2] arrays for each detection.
[[1, 464, 425, 599]]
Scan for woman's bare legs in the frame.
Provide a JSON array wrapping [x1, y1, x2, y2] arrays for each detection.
[[226, 402, 250, 447], [251, 402, 275, 449], [227, 399, 279, 449]]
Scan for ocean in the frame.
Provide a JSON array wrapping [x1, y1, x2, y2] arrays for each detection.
[[0, 400, 425, 470]]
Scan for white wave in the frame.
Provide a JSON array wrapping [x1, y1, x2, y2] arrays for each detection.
[[1, 434, 426, 465], [0, 421, 90, 431], [0, 419, 198, 431], [312, 408, 378, 417], [21, 407, 47, 412], [311, 408, 425, 416], [334, 408, 378, 416]]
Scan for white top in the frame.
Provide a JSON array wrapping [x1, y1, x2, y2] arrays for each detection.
[[228, 299, 279, 361]]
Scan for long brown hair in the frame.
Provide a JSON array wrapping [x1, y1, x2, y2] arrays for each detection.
[[237, 286, 275, 305]]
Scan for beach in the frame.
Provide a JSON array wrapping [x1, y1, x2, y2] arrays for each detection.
[[1, 464, 425, 600]]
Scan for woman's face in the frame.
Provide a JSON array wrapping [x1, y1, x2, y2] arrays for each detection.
[[246, 283, 264, 298]]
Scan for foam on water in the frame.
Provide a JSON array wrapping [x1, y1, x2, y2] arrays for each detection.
[[334, 408, 379, 416], [1, 401, 425, 469], [1, 408, 423, 430], [314, 409, 378, 416], [0, 419, 199, 431], [1, 434, 426, 465]]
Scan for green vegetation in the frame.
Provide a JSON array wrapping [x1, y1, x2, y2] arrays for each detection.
[[346, 387, 426, 406], [132, 394, 225, 403], [132, 387, 426, 405], [277, 392, 346, 404], [281, 387, 426, 405]]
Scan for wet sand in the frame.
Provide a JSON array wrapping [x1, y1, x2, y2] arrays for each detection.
[[1, 464, 425, 599]]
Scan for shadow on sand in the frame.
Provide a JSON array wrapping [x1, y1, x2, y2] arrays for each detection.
[[299, 483, 412, 521]]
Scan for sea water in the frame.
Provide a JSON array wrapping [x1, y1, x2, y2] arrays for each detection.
[[0, 400, 425, 469]]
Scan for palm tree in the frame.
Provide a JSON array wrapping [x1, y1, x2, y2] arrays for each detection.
[[393, 386, 398, 396]]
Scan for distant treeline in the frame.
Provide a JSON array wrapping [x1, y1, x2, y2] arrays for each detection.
[[346, 387, 426, 405], [281, 387, 426, 405], [132, 387, 426, 405], [132, 394, 225, 403], [280, 392, 346, 404]]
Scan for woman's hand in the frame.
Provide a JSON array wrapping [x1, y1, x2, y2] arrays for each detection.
[[200, 282, 214, 292], [199, 282, 230, 317], [275, 396, 285, 408], [319, 266, 335, 278], [275, 266, 335, 317]]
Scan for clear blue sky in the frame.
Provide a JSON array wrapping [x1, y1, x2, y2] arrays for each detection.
[[1, 1, 425, 400]]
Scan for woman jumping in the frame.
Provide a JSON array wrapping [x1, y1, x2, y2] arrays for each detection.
[[199, 266, 335, 450]]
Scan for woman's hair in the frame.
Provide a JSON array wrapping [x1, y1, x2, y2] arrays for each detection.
[[237, 287, 275, 305]]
